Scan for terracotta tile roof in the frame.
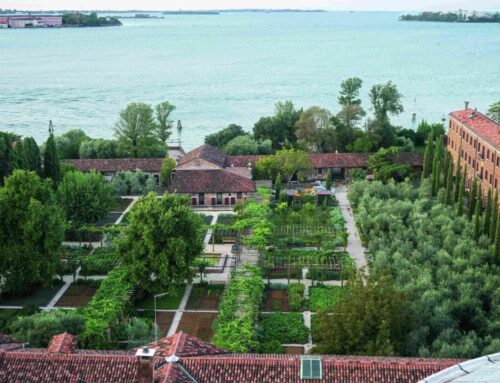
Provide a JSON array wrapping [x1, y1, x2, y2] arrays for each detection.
[[62, 158, 164, 173], [177, 145, 227, 167], [140, 332, 226, 358], [169, 169, 256, 194], [450, 109, 500, 148], [47, 333, 75, 355], [0, 334, 20, 345], [226, 155, 262, 168], [178, 355, 459, 383]]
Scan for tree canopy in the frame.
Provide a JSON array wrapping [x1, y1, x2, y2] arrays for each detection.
[[0, 170, 65, 295], [255, 148, 312, 181], [205, 124, 247, 148], [487, 101, 500, 123], [43, 132, 61, 185], [117, 193, 204, 293]]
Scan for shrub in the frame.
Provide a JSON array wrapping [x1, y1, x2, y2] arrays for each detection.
[[258, 313, 308, 344], [288, 283, 306, 312], [309, 286, 350, 312], [79, 247, 118, 276]]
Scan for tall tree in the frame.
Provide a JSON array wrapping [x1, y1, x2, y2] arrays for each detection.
[[325, 169, 333, 191], [490, 192, 498, 241], [487, 101, 500, 124], [294, 106, 333, 152], [55, 129, 90, 159], [43, 130, 61, 185], [274, 172, 282, 199], [0, 132, 19, 185], [160, 157, 176, 187], [483, 187, 493, 237], [255, 148, 312, 182], [454, 159, 462, 203], [114, 102, 159, 158], [468, 177, 478, 219], [445, 159, 454, 204], [205, 124, 247, 148], [431, 136, 443, 195], [337, 77, 366, 131], [457, 167, 466, 216], [22, 137, 42, 174], [57, 170, 115, 226], [421, 128, 434, 180], [312, 271, 414, 356], [0, 170, 65, 295], [118, 193, 204, 293], [494, 214, 500, 264], [369, 81, 404, 123], [154, 101, 176, 143], [473, 188, 482, 240]]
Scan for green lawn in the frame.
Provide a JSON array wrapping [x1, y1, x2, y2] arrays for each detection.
[[0, 280, 65, 307], [135, 285, 186, 310]]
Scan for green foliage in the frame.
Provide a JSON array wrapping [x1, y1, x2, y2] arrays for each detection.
[[312, 272, 414, 356], [62, 12, 122, 26], [205, 124, 247, 148], [114, 102, 163, 158], [258, 313, 308, 344], [56, 129, 90, 159], [294, 106, 334, 152], [123, 317, 158, 346], [212, 265, 264, 352], [234, 195, 273, 250], [10, 309, 86, 347], [308, 286, 350, 312], [43, 133, 60, 185], [255, 148, 311, 181], [368, 147, 412, 182], [348, 180, 500, 358], [253, 101, 301, 150], [80, 267, 134, 349], [79, 138, 121, 159], [0, 132, 20, 184], [118, 193, 204, 294], [349, 168, 368, 181], [154, 101, 176, 143], [487, 101, 500, 123], [325, 169, 332, 190], [58, 170, 115, 226], [274, 173, 282, 199], [160, 157, 176, 187], [416, 120, 445, 147], [0, 170, 65, 295], [288, 283, 306, 312], [80, 247, 118, 276], [111, 170, 157, 195], [369, 81, 404, 123]]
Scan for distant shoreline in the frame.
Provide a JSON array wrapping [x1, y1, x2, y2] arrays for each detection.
[[400, 11, 500, 23]]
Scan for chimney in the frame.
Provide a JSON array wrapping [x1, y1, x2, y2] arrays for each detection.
[[465, 101, 469, 110], [136, 345, 156, 383]]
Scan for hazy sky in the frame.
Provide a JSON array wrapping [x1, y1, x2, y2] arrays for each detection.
[[1, 0, 499, 11]]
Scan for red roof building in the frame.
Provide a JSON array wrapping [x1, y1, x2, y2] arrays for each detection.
[[0, 332, 459, 383]]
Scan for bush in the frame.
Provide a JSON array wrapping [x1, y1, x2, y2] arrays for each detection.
[[9, 310, 86, 347], [111, 170, 157, 196], [258, 313, 308, 344], [288, 283, 306, 312], [80, 247, 118, 276], [309, 286, 350, 312]]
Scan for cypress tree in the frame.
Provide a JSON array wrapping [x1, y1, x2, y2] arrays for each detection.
[[445, 160, 454, 205], [473, 195, 482, 241], [325, 169, 332, 191], [494, 215, 500, 265], [454, 159, 462, 203], [43, 132, 60, 185], [490, 191, 498, 241], [483, 187, 493, 236], [468, 177, 478, 219], [431, 136, 443, 195], [274, 172, 282, 200], [22, 137, 41, 175], [421, 129, 434, 180], [457, 170, 465, 216]]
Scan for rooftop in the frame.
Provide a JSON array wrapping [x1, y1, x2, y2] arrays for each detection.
[[450, 109, 500, 148], [169, 169, 256, 193]]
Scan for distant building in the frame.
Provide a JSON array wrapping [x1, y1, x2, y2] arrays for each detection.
[[447, 106, 500, 193], [0, 14, 62, 28], [0, 331, 460, 382]]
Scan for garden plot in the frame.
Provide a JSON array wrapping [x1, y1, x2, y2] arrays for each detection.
[[283, 346, 304, 354], [308, 286, 350, 312], [186, 284, 224, 310], [259, 313, 309, 345], [178, 312, 218, 341], [55, 280, 101, 307], [263, 286, 289, 312], [135, 285, 186, 310], [139, 311, 175, 337]]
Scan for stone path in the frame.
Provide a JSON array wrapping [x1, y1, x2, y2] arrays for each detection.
[[335, 185, 368, 272], [167, 284, 193, 336]]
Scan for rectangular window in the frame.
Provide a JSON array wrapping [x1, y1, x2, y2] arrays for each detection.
[[300, 357, 322, 380], [495, 179, 498, 188], [237, 192, 242, 199], [317, 168, 323, 175], [490, 175, 493, 184], [198, 193, 205, 206], [216, 193, 222, 205]]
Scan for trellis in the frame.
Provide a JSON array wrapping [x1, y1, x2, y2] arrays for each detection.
[[273, 225, 339, 238]]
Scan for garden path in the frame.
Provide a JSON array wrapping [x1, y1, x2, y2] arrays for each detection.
[[167, 284, 193, 336], [335, 185, 368, 272]]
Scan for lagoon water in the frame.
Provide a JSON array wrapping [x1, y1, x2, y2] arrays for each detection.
[[0, 12, 499, 149]]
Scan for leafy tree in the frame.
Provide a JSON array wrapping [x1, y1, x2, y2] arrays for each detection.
[[160, 157, 176, 187], [43, 132, 61, 185], [154, 101, 176, 143], [368, 147, 412, 182], [416, 120, 445, 146], [483, 187, 493, 236], [0, 132, 19, 184], [337, 77, 366, 130], [224, 135, 259, 155], [58, 170, 115, 226], [9, 309, 86, 347], [0, 170, 65, 295], [421, 128, 434, 180], [369, 81, 404, 123], [56, 129, 90, 159], [294, 106, 334, 152], [111, 170, 157, 196], [118, 193, 204, 293], [487, 101, 500, 123], [79, 138, 120, 159], [495, 214, 500, 264], [490, 192, 498, 241], [21, 137, 41, 174], [313, 271, 414, 356], [114, 102, 160, 158], [255, 148, 311, 182], [253, 101, 301, 150], [205, 124, 247, 148]]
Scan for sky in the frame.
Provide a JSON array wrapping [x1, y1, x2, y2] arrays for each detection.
[[0, 0, 499, 11]]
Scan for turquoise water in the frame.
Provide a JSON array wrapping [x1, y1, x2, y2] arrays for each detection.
[[1, 12, 499, 150]]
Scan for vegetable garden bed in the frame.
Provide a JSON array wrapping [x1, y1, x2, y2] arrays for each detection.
[[308, 286, 349, 312], [178, 312, 218, 341], [258, 313, 309, 345], [135, 285, 186, 310], [263, 288, 289, 312], [113, 198, 133, 213], [283, 346, 304, 354], [186, 284, 224, 310], [55, 279, 101, 307], [139, 310, 175, 337]]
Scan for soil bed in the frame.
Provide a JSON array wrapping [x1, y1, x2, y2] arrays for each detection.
[[55, 282, 100, 307], [186, 285, 224, 310], [177, 312, 218, 341], [263, 289, 289, 312]]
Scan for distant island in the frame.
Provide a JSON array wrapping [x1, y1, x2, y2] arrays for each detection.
[[62, 12, 122, 27], [163, 10, 220, 15], [400, 11, 500, 23]]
